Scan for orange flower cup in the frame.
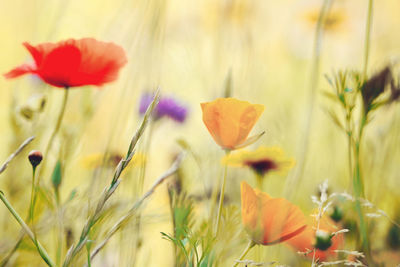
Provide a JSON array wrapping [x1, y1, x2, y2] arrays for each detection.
[[201, 98, 264, 150], [241, 181, 306, 245]]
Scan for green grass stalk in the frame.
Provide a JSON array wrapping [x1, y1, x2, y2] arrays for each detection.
[[0, 191, 55, 267], [232, 241, 255, 267], [215, 150, 230, 236]]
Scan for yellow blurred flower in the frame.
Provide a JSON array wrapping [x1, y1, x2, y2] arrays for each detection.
[[287, 0, 364, 63], [81, 152, 146, 169], [222, 146, 295, 176], [202, 0, 255, 30], [201, 98, 264, 150], [241, 181, 306, 245], [301, 6, 347, 33]]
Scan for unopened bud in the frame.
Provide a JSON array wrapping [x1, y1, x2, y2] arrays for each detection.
[[28, 150, 43, 168], [314, 230, 332, 251], [330, 205, 343, 222]]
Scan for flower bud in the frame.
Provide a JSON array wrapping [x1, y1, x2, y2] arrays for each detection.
[[28, 150, 43, 168], [314, 230, 333, 251], [330, 205, 343, 222]]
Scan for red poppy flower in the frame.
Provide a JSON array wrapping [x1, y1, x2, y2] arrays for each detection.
[[4, 38, 127, 88]]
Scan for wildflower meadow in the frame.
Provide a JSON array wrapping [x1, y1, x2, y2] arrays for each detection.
[[1, 0, 400, 266]]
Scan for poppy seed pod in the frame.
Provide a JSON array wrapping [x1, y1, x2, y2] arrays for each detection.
[[28, 150, 43, 168]]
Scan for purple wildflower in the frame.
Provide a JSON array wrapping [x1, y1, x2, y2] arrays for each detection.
[[139, 93, 188, 123]]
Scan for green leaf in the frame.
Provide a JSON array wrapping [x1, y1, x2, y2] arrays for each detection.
[[51, 160, 62, 189], [321, 91, 339, 103], [323, 108, 345, 132]]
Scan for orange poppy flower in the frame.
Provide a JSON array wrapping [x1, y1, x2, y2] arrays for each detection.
[[241, 181, 306, 245], [201, 98, 264, 150], [4, 38, 127, 88], [286, 216, 344, 261]]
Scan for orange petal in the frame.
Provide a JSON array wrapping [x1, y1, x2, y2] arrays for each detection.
[[201, 98, 264, 149], [241, 181, 306, 245], [260, 197, 306, 244]]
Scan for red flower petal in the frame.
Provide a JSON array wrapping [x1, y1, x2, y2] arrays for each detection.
[[39, 44, 82, 87], [3, 64, 35, 78], [4, 38, 127, 88], [69, 38, 128, 87]]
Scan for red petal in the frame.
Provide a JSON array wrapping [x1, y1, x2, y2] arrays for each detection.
[[3, 64, 35, 79], [39, 44, 82, 88], [69, 38, 127, 87], [5, 38, 127, 88]]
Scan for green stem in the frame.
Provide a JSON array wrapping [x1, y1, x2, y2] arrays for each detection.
[[232, 241, 255, 267], [45, 89, 69, 158], [214, 150, 230, 236], [0, 191, 55, 267], [255, 174, 263, 190], [284, 0, 332, 197], [1, 167, 40, 266], [29, 167, 37, 225], [86, 244, 92, 267], [55, 190, 63, 267], [363, 0, 373, 81], [353, 115, 372, 262], [346, 110, 353, 188]]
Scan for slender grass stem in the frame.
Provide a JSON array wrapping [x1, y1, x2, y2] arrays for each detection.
[[62, 89, 160, 267], [29, 168, 37, 225], [86, 243, 92, 267], [232, 241, 255, 267], [55, 191, 63, 267], [0, 136, 35, 175], [0, 191, 55, 267], [284, 0, 332, 198], [346, 112, 353, 187], [255, 174, 263, 190], [363, 0, 373, 81], [353, 116, 371, 262], [87, 153, 184, 264], [215, 150, 230, 236]]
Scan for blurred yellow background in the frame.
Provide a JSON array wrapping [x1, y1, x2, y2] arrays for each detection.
[[1, 0, 400, 266]]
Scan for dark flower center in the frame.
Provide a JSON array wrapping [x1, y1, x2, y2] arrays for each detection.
[[244, 159, 277, 176]]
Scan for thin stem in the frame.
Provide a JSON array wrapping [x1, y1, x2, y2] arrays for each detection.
[[255, 174, 263, 190], [284, 0, 332, 198], [0, 136, 35, 175], [215, 150, 230, 236], [232, 241, 255, 267], [86, 244, 92, 267], [131, 120, 155, 265], [353, 116, 371, 261], [63, 90, 160, 267], [29, 168, 37, 225], [346, 110, 353, 189], [311, 201, 324, 266], [363, 0, 373, 81], [45, 89, 69, 158], [0, 192, 55, 267], [55, 192, 63, 267], [87, 153, 184, 263]]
